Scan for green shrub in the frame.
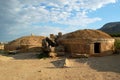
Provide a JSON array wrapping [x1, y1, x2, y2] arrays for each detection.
[[115, 39, 120, 49], [110, 33, 120, 37], [0, 50, 9, 54]]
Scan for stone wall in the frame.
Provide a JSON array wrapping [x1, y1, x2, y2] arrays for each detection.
[[59, 38, 115, 57], [90, 39, 115, 56], [60, 39, 91, 57], [4, 44, 42, 52], [4, 45, 16, 51]]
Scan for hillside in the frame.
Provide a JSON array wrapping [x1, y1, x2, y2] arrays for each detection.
[[100, 22, 120, 34]]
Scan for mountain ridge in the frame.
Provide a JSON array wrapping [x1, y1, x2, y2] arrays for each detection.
[[99, 22, 120, 34]]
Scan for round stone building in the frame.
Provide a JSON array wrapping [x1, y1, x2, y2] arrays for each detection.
[[59, 29, 115, 57], [4, 35, 45, 52]]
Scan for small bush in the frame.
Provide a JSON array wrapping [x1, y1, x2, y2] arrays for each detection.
[[110, 33, 120, 37], [0, 50, 8, 54], [115, 39, 120, 49]]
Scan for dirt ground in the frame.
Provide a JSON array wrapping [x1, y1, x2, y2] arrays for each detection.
[[0, 53, 120, 80]]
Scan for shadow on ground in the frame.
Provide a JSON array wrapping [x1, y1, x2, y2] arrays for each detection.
[[50, 59, 65, 68], [0, 51, 40, 60], [75, 54, 120, 73], [0, 50, 120, 74], [48, 54, 120, 73]]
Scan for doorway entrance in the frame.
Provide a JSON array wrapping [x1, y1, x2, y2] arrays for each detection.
[[94, 43, 101, 53]]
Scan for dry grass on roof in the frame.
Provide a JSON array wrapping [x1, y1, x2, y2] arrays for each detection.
[[62, 29, 112, 39], [8, 36, 45, 46]]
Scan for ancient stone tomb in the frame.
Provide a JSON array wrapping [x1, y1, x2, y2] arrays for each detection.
[[58, 29, 115, 57]]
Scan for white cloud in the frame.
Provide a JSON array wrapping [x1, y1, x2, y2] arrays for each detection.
[[16, 0, 116, 26], [7, 25, 65, 37], [32, 26, 65, 36], [59, 17, 101, 26], [81, 0, 116, 10], [0, 0, 117, 27], [0, 0, 117, 41]]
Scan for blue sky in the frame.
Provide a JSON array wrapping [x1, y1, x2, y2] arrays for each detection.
[[0, 0, 120, 42]]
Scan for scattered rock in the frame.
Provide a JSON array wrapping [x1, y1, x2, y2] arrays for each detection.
[[49, 52, 57, 58], [62, 58, 70, 68], [38, 70, 41, 72]]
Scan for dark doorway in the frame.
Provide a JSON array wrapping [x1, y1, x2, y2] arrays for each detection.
[[94, 43, 101, 53]]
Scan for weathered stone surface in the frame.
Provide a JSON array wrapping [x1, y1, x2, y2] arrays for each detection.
[[55, 45, 65, 56], [4, 36, 45, 52], [58, 29, 115, 57]]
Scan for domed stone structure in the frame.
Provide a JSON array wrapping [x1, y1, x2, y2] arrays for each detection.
[[4, 35, 45, 52], [59, 29, 115, 57]]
